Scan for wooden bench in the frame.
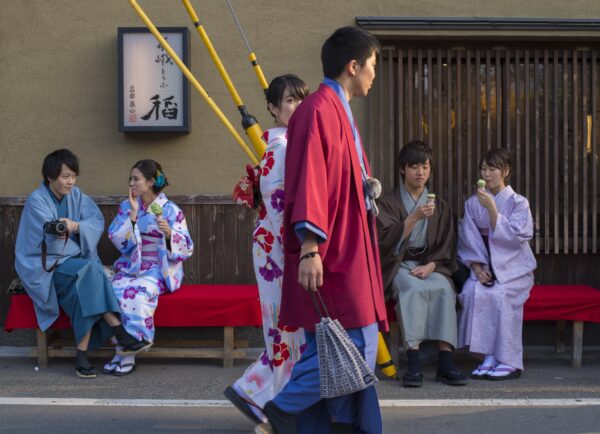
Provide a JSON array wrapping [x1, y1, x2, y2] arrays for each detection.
[[4, 284, 262, 368], [385, 284, 600, 368]]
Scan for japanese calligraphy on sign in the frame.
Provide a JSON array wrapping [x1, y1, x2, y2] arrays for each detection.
[[118, 27, 190, 132]]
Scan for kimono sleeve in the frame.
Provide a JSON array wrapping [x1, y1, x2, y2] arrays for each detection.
[[457, 198, 489, 267], [108, 201, 137, 256], [164, 203, 193, 262], [376, 194, 407, 259], [76, 194, 105, 260], [429, 201, 457, 274], [260, 140, 286, 236], [14, 193, 60, 330], [490, 195, 534, 249], [286, 107, 329, 238]]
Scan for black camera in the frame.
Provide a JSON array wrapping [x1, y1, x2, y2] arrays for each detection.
[[44, 220, 68, 235]]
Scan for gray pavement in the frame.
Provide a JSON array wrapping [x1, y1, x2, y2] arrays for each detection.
[[0, 347, 599, 433]]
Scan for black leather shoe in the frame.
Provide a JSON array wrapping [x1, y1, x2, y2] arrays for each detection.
[[436, 370, 468, 386], [263, 401, 297, 434], [402, 371, 424, 387]]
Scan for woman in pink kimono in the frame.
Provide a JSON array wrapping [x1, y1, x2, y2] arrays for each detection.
[[457, 148, 536, 380], [225, 75, 309, 426], [104, 159, 193, 376]]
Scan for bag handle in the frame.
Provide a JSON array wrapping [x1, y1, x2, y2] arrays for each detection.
[[310, 290, 330, 319]]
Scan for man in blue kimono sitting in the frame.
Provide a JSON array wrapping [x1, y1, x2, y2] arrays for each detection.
[[15, 149, 150, 378]]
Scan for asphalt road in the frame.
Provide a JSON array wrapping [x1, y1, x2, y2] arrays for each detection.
[[1, 348, 599, 433]]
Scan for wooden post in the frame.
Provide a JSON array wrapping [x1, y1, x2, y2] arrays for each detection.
[[36, 329, 48, 368], [555, 320, 567, 354], [571, 321, 583, 368], [223, 326, 234, 368]]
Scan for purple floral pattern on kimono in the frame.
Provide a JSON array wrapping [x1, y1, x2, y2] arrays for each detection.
[[108, 193, 193, 342]]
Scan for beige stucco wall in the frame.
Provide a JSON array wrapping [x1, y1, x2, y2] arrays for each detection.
[[1, 0, 600, 195]]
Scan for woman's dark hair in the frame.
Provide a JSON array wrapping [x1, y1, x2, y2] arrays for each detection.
[[398, 140, 433, 177], [42, 148, 79, 185], [321, 26, 380, 79], [131, 159, 169, 194], [266, 74, 309, 117], [480, 148, 512, 174]]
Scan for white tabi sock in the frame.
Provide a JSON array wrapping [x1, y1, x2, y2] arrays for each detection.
[[488, 363, 517, 377], [482, 355, 498, 368]]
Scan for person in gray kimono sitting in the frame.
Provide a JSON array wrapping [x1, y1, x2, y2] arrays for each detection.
[[15, 149, 150, 379], [376, 140, 466, 387]]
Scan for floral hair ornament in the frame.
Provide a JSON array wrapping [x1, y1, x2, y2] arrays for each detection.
[[155, 170, 166, 188]]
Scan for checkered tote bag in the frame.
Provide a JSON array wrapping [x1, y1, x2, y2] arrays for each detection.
[[311, 291, 378, 399]]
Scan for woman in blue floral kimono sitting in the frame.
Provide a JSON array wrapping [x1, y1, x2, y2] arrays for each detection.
[[15, 149, 150, 379], [104, 159, 193, 376]]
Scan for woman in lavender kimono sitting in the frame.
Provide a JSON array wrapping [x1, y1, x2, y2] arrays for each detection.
[[104, 159, 193, 376], [15, 149, 149, 379], [457, 148, 536, 380]]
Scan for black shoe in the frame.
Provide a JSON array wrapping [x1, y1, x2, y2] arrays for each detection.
[[263, 401, 297, 434], [436, 350, 468, 386], [75, 366, 97, 379], [402, 371, 424, 387], [75, 350, 97, 379], [435, 370, 468, 386], [112, 325, 152, 355], [224, 385, 262, 424], [402, 349, 423, 387]]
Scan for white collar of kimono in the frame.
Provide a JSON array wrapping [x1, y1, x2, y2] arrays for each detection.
[[266, 127, 287, 147], [139, 192, 168, 211]]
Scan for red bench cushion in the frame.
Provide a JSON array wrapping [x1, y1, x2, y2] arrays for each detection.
[[523, 285, 600, 323], [384, 284, 600, 324], [4, 284, 262, 331]]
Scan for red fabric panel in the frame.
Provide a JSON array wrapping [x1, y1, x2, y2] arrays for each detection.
[[4, 284, 262, 332], [154, 284, 262, 327], [524, 285, 600, 323], [4, 295, 71, 331]]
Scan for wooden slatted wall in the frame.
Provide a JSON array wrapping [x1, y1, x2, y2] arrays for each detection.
[[0, 196, 256, 324], [368, 43, 599, 255]]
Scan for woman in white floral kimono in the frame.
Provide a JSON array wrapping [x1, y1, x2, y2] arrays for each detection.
[[225, 75, 309, 426], [104, 159, 193, 375]]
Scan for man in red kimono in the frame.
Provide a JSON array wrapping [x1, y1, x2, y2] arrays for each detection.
[[261, 27, 388, 434]]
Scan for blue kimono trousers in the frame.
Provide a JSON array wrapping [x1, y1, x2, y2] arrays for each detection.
[[15, 184, 120, 349]]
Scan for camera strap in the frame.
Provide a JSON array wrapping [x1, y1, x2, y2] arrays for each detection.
[[41, 229, 70, 272]]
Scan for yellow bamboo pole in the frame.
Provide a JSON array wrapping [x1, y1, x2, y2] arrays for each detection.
[[226, 0, 269, 93], [182, 0, 265, 158], [128, 0, 259, 165]]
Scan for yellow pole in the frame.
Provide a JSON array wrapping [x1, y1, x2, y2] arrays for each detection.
[[248, 52, 269, 93], [182, 0, 265, 158], [128, 0, 259, 166], [225, 0, 269, 94], [376, 332, 397, 378]]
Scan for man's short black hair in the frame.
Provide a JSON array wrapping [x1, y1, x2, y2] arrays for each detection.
[[42, 148, 79, 184], [321, 26, 380, 79], [398, 140, 433, 177]]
